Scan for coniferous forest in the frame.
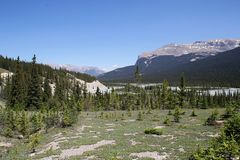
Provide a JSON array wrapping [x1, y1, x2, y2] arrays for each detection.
[[0, 55, 239, 159]]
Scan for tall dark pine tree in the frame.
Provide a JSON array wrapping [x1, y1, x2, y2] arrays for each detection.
[[26, 55, 42, 110], [8, 56, 26, 109], [0, 71, 3, 96], [179, 73, 186, 108], [43, 76, 52, 102], [135, 65, 141, 84], [161, 80, 170, 109]]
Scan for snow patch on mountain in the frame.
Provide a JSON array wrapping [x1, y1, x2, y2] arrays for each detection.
[[50, 64, 105, 76], [139, 39, 240, 59]]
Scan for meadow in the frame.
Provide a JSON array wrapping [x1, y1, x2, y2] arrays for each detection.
[[2, 109, 224, 160]]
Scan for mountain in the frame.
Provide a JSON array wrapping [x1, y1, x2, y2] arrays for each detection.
[[50, 64, 105, 76], [98, 39, 240, 86], [139, 39, 240, 59]]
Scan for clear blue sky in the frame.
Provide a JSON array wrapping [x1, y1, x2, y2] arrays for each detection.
[[1, 0, 240, 71]]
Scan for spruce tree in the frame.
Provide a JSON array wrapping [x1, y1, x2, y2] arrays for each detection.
[[173, 106, 181, 123], [26, 55, 42, 110], [8, 56, 26, 109], [20, 111, 30, 136], [179, 73, 186, 108], [135, 65, 141, 84], [31, 112, 43, 133], [43, 77, 52, 103], [29, 133, 40, 153], [161, 80, 170, 109]]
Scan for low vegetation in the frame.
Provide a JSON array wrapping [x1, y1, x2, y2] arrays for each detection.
[[144, 128, 163, 135], [191, 113, 240, 159]]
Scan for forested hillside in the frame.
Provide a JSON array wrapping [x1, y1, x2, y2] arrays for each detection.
[[98, 47, 240, 87], [0, 55, 96, 83]]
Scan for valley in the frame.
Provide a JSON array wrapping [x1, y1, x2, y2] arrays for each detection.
[[1, 1, 240, 159]]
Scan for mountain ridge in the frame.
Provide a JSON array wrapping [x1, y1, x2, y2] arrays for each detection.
[[98, 39, 240, 86], [139, 39, 240, 59]]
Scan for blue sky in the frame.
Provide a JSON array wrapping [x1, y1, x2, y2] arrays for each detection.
[[0, 0, 240, 71]]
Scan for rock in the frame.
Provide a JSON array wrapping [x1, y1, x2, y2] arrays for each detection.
[[17, 135, 24, 139]]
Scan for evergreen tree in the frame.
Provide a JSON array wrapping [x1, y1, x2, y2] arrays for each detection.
[[161, 80, 170, 109], [134, 65, 141, 84], [173, 106, 181, 123], [136, 111, 143, 121], [0, 75, 3, 96], [73, 81, 82, 101], [179, 73, 186, 108], [20, 110, 30, 136], [3, 109, 15, 137], [29, 133, 40, 153], [31, 112, 43, 133], [26, 55, 42, 110], [43, 77, 52, 102], [3, 75, 11, 100], [8, 57, 26, 109]]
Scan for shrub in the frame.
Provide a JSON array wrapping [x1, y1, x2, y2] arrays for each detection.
[[163, 116, 171, 126], [29, 133, 40, 153], [167, 110, 172, 115], [144, 128, 163, 135], [190, 109, 197, 117], [224, 113, 240, 144], [173, 106, 181, 123], [127, 110, 132, 117], [190, 113, 240, 160], [146, 109, 152, 114], [222, 105, 234, 119], [3, 127, 13, 137], [205, 109, 219, 126], [136, 112, 143, 121], [121, 113, 125, 120]]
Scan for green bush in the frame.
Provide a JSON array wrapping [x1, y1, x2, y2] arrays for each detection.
[[205, 109, 219, 126], [222, 105, 235, 119], [136, 112, 143, 121], [167, 110, 172, 115], [163, 116, 171, 126], [144, 128, 163, 135], [224, 113, 240, 144], [173, 106, 181, 123], [190, 113, 240, 160], [190, 109, 197, 117]]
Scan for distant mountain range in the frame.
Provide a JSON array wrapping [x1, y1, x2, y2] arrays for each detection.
[[98, 39, 240, 86], [50, 64, 105, 76]]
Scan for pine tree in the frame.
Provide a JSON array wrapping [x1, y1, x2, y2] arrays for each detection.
[[54, 75, 65, 103], [26, 55, 42, 110], [73, 81, 82, 101], [0, 75, 3, 96], [191, 109, 197, 117], [20, 111, 30, 136], [136, 111, 143, 121], [43, 77, 52, 102], [31, 112, 43, 133], [3, 75, 11, 100], [8, 57, 26, 109], [161, 80, 170, 109], [173, 106, 181, 123], [135, 65, 141, 84], [29, 133, 40, 153], [3, 109, 15, 137], [179, 73, 186, 108]]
